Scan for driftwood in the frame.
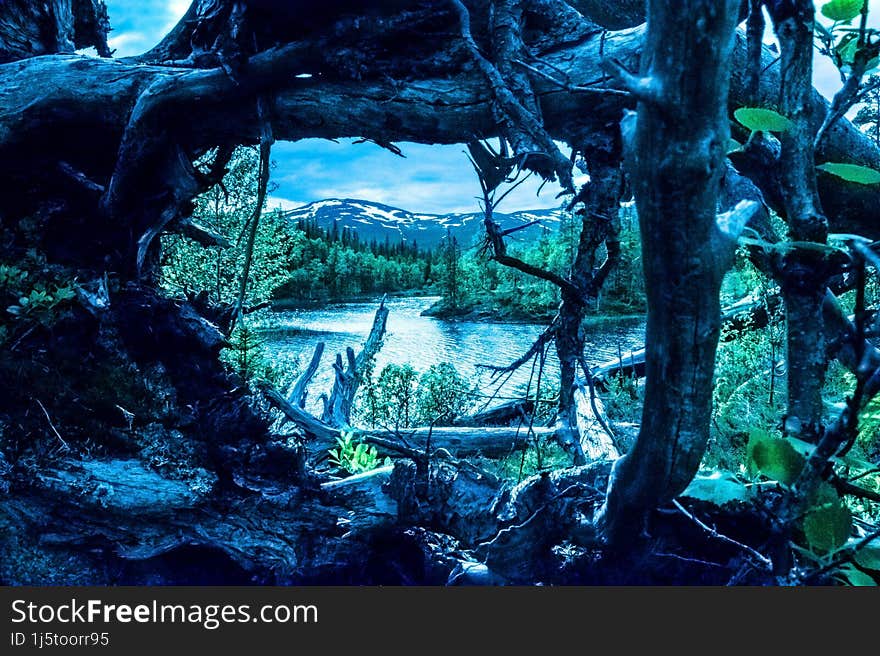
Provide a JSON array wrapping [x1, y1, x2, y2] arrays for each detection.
[[453, 399, 535, 427], [592, 294, 790, 385], [592, 348, 646, 387], [288, 341, 325, 409], [265, 386, 547, 459], [574, 385, 619, 460], [322, 297, 389, 427]]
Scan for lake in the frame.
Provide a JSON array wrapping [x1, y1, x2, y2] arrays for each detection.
[[260, 297, 645, 411]]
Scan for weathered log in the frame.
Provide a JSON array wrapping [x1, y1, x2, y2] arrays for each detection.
[[593, 284, 880, 388], [1, 451, 508, 583], [0, 456, 364, 583], [573, 384, 619, 460], [593, 297, 780, 387], [592, 348, 646, 385], [320, 465, 397, 535], [477, 461, 610, 582], [322, 298, 388, 427], [453, 399, 535, 426], [3, 15, 880, 269], [367, 427, 547, 459], [264, 385, 549, 459], [0, 0, 110, 63], [288, 341, 325, 409]]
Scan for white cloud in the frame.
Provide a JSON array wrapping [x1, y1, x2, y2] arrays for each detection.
[[107, 32, 149, 54], [266, 197, 309, 212], [161, 0, 191, 33]]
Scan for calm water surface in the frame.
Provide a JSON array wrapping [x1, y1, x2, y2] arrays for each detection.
[[261, 297, 644, 408]]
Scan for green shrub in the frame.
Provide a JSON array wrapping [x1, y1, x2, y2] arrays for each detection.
[[328, 431, 389, 474], [415, 362, 473, 425]]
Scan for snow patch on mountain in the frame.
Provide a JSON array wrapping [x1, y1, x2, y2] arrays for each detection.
[[280, 198, 565, 247]]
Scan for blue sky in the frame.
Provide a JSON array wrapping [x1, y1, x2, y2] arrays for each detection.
[[102, 0, 878, 214]]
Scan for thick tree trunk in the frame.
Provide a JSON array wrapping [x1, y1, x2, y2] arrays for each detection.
[[554, 296, 587, 456], [0, 0, 110, 63], [766, 1, 829, 439], [597, 0, 742, 542]]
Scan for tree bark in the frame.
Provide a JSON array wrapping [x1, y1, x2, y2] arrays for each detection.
[[3, 11, 880, 279], [322, 299, 388, 427], [597, 0, 743, 543], [765, 1, 830, 439], [0, 0, 110, 63]]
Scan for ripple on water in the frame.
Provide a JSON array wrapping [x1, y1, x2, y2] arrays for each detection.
[[261, 296, 645, 411]]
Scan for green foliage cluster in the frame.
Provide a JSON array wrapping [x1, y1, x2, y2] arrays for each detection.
[[745, 428, 879, 584], [707, 252, 786, 469], [328, 431, 390, 474], [161, 148, 295, 308], [0, 253, 76, 346], [356, 362, 475, 429], [435, 207, 645, 319], [216, 317, 300, 387]]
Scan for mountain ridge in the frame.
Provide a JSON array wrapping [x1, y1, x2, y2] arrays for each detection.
[[278, 198, 565, 247]]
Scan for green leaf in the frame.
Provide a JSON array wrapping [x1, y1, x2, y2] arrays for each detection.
[[835, 33, 859, 63], [734, 107, 792, 133], [816, 162, 880, 184], [836, 564, 877, 586], [747, 430, 805, 486], [803, 484, 852, 554], [726, 138, 743, 155], [821, 0, 863, 22], [783, 436, 817, 459], [681, 471, 754, 507], [853, 540, 880, 571]]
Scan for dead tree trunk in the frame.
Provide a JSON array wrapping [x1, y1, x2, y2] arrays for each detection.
[[597, 0, 743, 543], [475, 136, 623, 463], [0, 0, 111, 63], [321, 298, 388, 427], [3, 4, 880, 284]]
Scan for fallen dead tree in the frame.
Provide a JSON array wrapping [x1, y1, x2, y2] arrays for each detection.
[[265, 382, 546, 459], [454, 399, 535, 427], [266, 297, 620, 464]]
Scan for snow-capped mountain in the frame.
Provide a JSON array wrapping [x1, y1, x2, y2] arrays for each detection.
[[279, 198, 565, 247]]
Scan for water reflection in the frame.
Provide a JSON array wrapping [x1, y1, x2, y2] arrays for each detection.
[[261, 296, 644, 407]]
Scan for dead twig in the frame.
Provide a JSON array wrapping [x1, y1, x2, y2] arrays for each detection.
[[672, 499, 773, 571], [35, 399, 70, 452]]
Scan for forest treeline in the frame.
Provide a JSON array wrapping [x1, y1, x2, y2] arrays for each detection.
[[160, 148, 645, 319]]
